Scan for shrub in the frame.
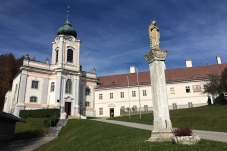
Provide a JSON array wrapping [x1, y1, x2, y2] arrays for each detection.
[[171, 127, 193, 136], [19, 109, 60, 120]]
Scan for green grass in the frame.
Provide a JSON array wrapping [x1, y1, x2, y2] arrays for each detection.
[[15, 118, 49, 140], [35, 120, 227, 151], [109, 104, 227, 132]]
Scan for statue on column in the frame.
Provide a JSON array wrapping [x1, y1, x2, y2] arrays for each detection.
[[148, 21, 160, 50]]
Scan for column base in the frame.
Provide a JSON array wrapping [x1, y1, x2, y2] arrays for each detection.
[[146, 132, 173, 142]]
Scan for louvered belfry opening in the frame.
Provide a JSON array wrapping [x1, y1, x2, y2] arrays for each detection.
[[56, 49, 58, 63], [67, 49, 73, 63]]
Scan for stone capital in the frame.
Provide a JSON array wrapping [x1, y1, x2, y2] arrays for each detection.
[[145, 48, 167, 64]]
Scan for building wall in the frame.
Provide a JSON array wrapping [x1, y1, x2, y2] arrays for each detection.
[[5, 73, 22, 114], [24, 72, 44, 110], [94, 80, 209, 117], [3, 91, 12, 113]]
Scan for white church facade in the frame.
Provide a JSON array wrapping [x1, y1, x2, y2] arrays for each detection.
[[3, 14, 227, 118], [3, 15, 97, 118]]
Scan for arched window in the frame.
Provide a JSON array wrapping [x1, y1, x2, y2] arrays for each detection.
[[30, 96, 37, 102], [67, 49, 73, 63], [51, 82, 55, 92], [56, 49, 59, 63], [65, 79, 72, 94]]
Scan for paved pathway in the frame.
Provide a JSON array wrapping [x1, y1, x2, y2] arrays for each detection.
[[0, 136, 56, 151], [92, 118, 227, 143], [0, 119, 68, 151]]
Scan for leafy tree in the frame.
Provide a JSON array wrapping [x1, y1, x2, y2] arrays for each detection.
[[203, 67, 227, 98]]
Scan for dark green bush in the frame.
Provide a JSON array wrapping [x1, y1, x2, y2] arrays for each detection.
[[19, 109, 60, 120]]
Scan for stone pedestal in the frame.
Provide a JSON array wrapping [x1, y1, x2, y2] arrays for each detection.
[[145, 48, 173, 142]]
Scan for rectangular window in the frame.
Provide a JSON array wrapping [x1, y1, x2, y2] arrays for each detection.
[[99, 108, 103, 115], [143, 90, 147, 96], [172, 103, 177, 109], [121, 106, 125, 110], [132, 105, 137, 112], [85, 87, 91, 95], [31, 80, 39, 89], [85, 102, 90, 107], [51, 82, 55, 92], [170, 87, 175, 94], [132, 91, 136, 97], [120, 92, 124, 98], [144, 105, 148, 112], [99, 94, 103, 100], [185, 86, 190, 93], [30, 96, 37, 102], [110, 93, 113, 99]]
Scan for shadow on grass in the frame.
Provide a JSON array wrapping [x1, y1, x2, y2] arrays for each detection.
[[15, 130, 43, 140]]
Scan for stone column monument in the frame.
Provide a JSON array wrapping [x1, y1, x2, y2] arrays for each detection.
[[145, 21, 173, 142]]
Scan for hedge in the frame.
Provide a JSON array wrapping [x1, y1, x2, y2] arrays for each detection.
[[19, 109, 60, 120]]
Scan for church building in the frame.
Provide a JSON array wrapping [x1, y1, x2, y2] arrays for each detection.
[[3, 13, 227, 119], [3, 12, 98, 118]]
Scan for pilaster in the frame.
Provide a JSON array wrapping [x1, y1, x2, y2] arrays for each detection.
[[18, 70, 28, 103], [42, 74, 49, 105], [73, 75, 80, 116], [55, 72, 62, 103]]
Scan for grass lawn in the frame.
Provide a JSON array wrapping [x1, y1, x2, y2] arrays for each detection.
[[15, 118, 49, 140], [35, 120, 227, 151], [109, 104, 227, 132]]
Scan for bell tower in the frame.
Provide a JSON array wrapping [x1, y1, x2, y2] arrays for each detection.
[[51, 7, 81, 71], [52, 7, 82, 117]]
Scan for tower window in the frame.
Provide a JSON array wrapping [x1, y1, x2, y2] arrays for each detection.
[[51, 82, 55, 92], [56, 49, 58, 63], [67, 49, 73, 63], [85, 87, 91, 95], [65, 79, 72, 94], [31, 80, 39, 89]]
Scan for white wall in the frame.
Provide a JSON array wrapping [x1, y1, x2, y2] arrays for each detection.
[[95, 80, 208, 117], [25, 75, 44, 105], [3, 91, 12, 113]]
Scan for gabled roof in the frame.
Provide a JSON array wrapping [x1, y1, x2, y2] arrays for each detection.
[[97, 63, 227, 88], [0, 111, 25, 122]]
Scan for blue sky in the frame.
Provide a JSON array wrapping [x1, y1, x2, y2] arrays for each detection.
[[1, 0, 227, 76]]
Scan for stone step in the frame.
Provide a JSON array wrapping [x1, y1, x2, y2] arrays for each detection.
[[46, 119, 68, 137], [68, 116, 79, 119]]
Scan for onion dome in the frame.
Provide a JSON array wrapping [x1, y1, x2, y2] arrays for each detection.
[[57, 7, 77, 38]]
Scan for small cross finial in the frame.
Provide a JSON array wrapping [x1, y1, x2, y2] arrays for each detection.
[[67, 5, 70, 20]]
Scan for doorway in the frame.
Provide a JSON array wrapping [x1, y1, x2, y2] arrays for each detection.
[[65, 102, 71, 115], [110, 108, 114, 117]]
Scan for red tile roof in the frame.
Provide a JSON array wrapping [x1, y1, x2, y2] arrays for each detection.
[[97, 64, 227, 88]]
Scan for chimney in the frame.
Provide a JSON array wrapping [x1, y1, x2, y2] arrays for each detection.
[[186, 59, 192, 68], [130, 66, 136, 73], [216, 56, 221, 64]]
